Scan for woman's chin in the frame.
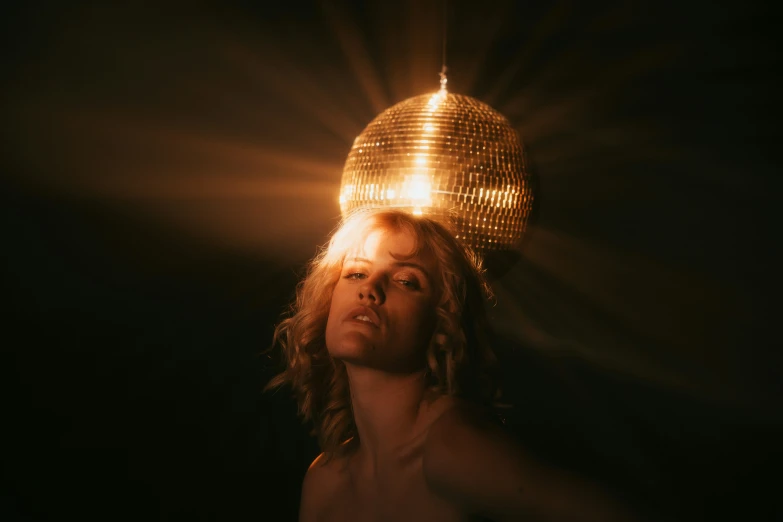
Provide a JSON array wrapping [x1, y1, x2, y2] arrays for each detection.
[[326, 330, 375, 359], [326, 335, 376, 362]]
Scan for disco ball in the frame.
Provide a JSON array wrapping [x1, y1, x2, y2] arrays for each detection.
[[339, 89, 533, 252]]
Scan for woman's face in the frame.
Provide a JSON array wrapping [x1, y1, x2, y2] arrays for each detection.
[[325, 227, 439, 373]]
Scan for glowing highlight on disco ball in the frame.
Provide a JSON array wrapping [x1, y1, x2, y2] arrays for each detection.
[[339, 85, 533, 252]]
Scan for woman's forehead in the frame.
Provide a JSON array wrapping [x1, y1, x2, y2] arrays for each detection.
[[344, 228, 434, 266]]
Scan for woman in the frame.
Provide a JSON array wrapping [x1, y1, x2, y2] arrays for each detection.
[[266, 209, 641, 522]]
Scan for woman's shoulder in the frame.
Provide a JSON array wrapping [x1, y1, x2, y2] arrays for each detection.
[[300, 450, 352, 522], [304, 445, 352, 479], [422, 394, 508, 473], [423, 393, 497, 430], [302, 438, 357, 484]]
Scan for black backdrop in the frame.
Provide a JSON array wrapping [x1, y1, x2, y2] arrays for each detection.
[[2, 1, 779, 520]]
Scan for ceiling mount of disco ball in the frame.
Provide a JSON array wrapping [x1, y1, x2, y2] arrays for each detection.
[[339, 81, 533, 253]]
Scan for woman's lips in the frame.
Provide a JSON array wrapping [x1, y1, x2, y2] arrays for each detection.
[[345, 305, 380, 327]]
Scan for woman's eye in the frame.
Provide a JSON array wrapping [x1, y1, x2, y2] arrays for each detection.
[[396, 278, 420, 289], [345, 272, 366, 280]]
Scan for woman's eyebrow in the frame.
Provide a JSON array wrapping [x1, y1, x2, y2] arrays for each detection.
[[391, 261, 430, 280], [348, 257, 430, 280]]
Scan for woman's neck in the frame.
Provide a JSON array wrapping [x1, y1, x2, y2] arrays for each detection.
[[344, 364, 435, 477]]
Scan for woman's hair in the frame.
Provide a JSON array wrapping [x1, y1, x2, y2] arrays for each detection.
[[265, 208, 505, 461]]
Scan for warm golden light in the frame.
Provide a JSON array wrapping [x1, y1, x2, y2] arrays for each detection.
[[339, 87, 533, 252]]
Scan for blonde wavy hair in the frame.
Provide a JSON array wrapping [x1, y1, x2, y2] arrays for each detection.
[[265, 208, 505, 461]]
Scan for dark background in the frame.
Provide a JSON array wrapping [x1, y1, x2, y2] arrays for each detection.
[[1, 1, 779, 520]]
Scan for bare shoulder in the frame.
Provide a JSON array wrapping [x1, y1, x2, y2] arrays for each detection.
[[422, 398, 522, 518], [299, 452, 349, 522], [425, 396, 497, 435], [421, 395, 502, 464], [422, 400, 643, 522]]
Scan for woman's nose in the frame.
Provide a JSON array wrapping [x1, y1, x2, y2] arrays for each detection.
[[358, 277, 385, 304]]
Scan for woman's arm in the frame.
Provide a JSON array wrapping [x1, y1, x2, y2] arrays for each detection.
[[422, 403, 643, 522]]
